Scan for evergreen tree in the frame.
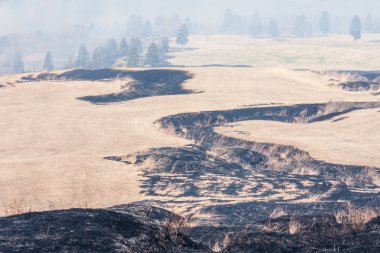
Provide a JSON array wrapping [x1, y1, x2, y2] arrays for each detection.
[[222, 9, 242, 34], [365, 14, 373, 33], [43, 51, 54, 71], [250, 11, 263, 37], [146, 43, 160, 67], [91, 46, 107, 69], [350, 15, 362, 41], [161, 38, 170, 54], [268, 18, 279, 38], [0, 36, 10, 50], [105, 38, 118, 65], [294, 15, 312, 37], [12, 52, 24, 73], [176, 24, 189, 48], [142, 21, 153, 38], [320, 11, 330, 35], [185, 17, 193, 33], [127, 14, 143, 37], [130, 38, 143, 54], [222, 9, 234, 32], [75, 44, 89, 69], [127, 45, 139, 67], [119, 38, 129, 57], [106, 38, 118, 54]]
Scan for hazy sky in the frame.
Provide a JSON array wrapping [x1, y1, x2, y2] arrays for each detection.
[[0, 0, 379, 34]]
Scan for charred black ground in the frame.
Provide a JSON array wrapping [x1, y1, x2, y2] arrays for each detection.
[[0, 203, 204, 253], [21, 69, 196, 104]]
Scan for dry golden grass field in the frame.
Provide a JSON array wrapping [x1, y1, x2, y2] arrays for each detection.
[[0, 65, 378, 215], [1, 34, 380, 252], [169, 34, 380, 70]]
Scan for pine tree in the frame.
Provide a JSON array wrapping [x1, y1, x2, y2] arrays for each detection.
[[105, 38, 118, 65], [185, 18, 193, 33], [222, 9, 234, 32], [320, 11, 330, 35], [250, 11, 263, 37], [0, 36, 10, 50], [350, 15, 362, 41], [12, 52, 24, 73], [268, 18, 279, 38], [295, 15, 312, 37], [161, 38, 170, 54], [127, 45, 139, 67], [91, 46, 106, 69], [146, 43, 160, 67], [142, 21, 153, 38], [222, 9, 242, 34], [43, 51, 54, 72], [75, 44, 89, 69], [127, 14, 143, 37], [176, 24, 189, 48], [130, 38, 143, 54], [365, 14, 373, 34], [119, 38, 129, 57]]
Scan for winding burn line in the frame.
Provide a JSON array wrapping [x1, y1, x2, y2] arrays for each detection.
[[109, 102, 380, 204]]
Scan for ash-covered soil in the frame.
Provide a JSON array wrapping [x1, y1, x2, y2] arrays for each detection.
[[0, 203, 204, 253], [21, 69, 195, 104], [1, 202, 380, 252]]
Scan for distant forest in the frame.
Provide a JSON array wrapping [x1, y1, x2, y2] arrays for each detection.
[[0, 9, 376, 74]]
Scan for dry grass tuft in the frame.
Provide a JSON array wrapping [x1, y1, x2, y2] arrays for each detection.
[[289, 217, 301, 235], [211, 233, 232, 253], [162, 213, 191, 243], [334, 206, 380, 230], [269, 208, 288, 220]]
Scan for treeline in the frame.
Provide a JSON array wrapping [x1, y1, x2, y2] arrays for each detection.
[[81, 37, 168, 69], [1, 10, 377, 74], [8, 24, 190, 73], [221, 9, 373, 41]]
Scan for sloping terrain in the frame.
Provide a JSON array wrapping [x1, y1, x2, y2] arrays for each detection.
[[0, 203, 203, 253], [0, 67, 379, 251], [0, 68, 378, 215], [113, 102, 379, 221]]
